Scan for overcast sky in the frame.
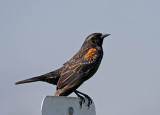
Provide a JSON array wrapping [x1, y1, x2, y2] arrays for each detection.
[[0, 0, 160, 115]]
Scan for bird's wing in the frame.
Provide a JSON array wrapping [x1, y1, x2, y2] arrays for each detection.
[[63, 49, 83, 66], [57, 48, 102, 89]]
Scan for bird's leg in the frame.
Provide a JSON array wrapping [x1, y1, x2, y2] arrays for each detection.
[[75, 90, 92, 107], [74, 90, 85, 108]]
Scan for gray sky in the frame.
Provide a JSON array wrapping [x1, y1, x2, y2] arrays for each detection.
[[0, 0, 160, 115]]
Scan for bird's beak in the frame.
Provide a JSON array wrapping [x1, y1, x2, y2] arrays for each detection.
[[101, 33, 111, 38]]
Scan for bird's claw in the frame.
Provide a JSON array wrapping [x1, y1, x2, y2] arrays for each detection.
[[79, 100, 82, 108], [78, 96, 85, 108], [82, 94, 92, 108], [79, 95, 92, 108], [86, 97, 92, 108], [74, 90, 92, 108]]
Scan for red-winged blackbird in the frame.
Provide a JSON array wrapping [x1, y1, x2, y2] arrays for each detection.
[[15, 33, 110, 107]]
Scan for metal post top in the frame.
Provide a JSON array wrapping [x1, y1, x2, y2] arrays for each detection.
[[41, 96, 96, 115]]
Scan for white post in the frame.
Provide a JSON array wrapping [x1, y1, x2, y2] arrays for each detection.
[[41, 96, 96, 115]]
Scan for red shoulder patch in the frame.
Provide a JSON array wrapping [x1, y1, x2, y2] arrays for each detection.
[[84, 48, 98, 59]]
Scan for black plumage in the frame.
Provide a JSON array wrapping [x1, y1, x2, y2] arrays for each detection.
[[15, 33, 110, 107]]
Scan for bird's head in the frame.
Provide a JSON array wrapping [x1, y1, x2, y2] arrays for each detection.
[[82, 33, 110, 48]]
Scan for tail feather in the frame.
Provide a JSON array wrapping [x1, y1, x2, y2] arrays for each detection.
[[15, 69, 60, 85], [15, 76, 42, 85]]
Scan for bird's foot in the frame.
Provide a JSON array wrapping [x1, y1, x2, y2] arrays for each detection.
[[74, 91, 85, 108], [79, 93, 92, 108], [78, 95, 85, 108], [84, 94, 92, 108], [74, 90, 92, 108]]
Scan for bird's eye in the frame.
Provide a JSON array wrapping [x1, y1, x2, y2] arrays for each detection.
[[96, 33, 102, 37]]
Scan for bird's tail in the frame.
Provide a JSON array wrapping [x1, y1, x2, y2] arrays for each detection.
[[15, 76, 43, 85], [15, 70, 60, 85]]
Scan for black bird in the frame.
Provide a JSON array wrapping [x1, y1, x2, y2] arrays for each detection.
[[15, 33, 110, 107]]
